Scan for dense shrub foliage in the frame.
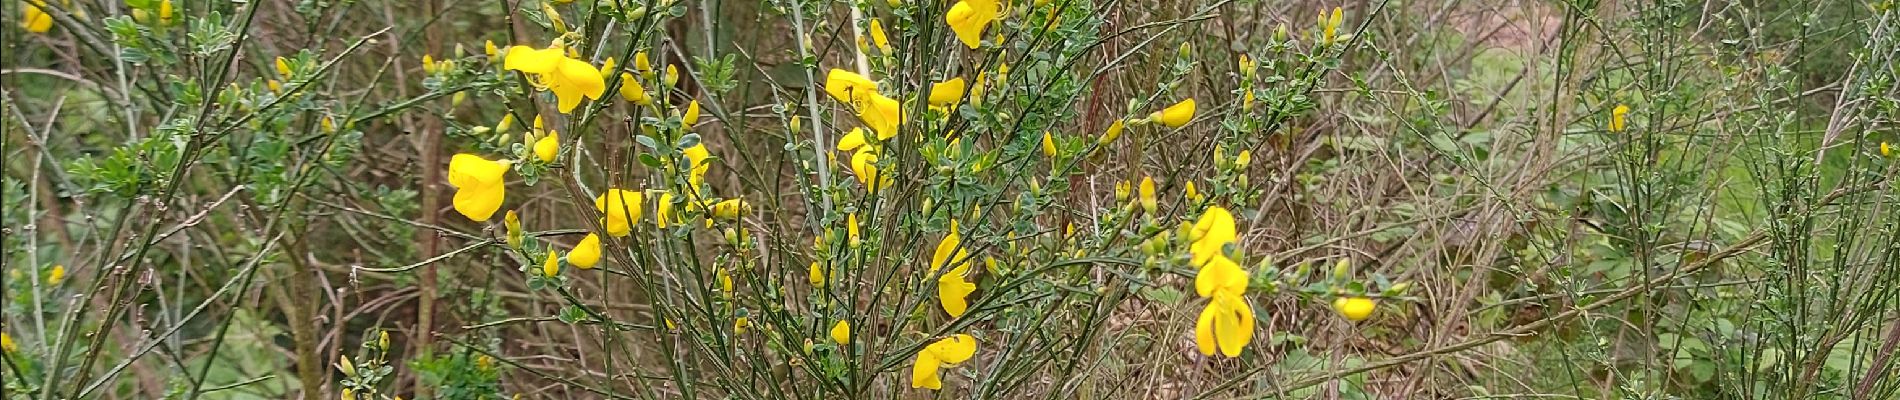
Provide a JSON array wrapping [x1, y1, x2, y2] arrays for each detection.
[[3, 0, 1899, 399]]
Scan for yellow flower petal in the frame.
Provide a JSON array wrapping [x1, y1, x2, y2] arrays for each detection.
[[809, 261, 827, 288], [1041, 131, 1058, 158], [682, 100, 702, 126], [595, 189, 645, 236], [1194, 302, 1218, 356], [1610, 104, 1630, 132], [654, 192, 676, 228], [447, 154, 509, 189], [22, 2, 53, 33], [929, 77, 967, 107], [830, 320, 851, 345], [837, 128, 870, 151], [1194, 255, 1247, 298], [824, 69, 878, 104], [1098, 119, 1126, 145], [910, 352, 943, 389], [533, 131, 560, 162], [930, 231, 969, 272], [868, 18, 892, 53], [859, 92, 904, 140], [851, 150, 887, 193], [945, 0, 1000, 49], [1212, 295, 1253, 357], [569, 233, 602, 269], [542, 250, 561, 278], [619, 73, 651, 105], [1137, 177, 1157, 214], [1151, 98, 1197, 128], [1189, 206, 1237, 267], [1333, 296, 1376, 321], [503, 45, 563, 73], [711, 198, 749, 220], [550, 58, 607, 113], [451, 183, 505, 222], [924, 334, 978, 364], [937, 274, 975, 317]]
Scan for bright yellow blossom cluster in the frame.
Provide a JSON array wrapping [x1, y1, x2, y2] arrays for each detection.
[[1189, 206, 1254, 357]]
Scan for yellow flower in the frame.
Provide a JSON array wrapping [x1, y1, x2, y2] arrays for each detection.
[[851, 150, 891, 193], [1610, 104, 1629, 132], [868, 19, 892, 53], [594, 189, 644, 236], [619, 73, 651, 105], [938, 263, 976, 317], [1194, 293, 1255, 357], [598, 57, 617, 79], [1138, 177, 1157, 214], [47, 264, 65, 285], [1194, 255, 1247, 298], [496, 114, 516, 134], [504, 45, 607, 113], [664, 64, 680, 87], [447, 154, 510, 222], [1189, 206, 1237, 267], [634, 51, 653, 78], [861, 91, 905, 139], [542, 250, 561, 278], [1041, 131, 1058, 158], [569, 233, 602, 269], [734, 316, 750, 334], [1185, 181, 1202, 203], [830, 320, 851, 345], [504, 210, 523, 249], [684, 144, 712, 194], [934, 223, 976, 317], [275, 57, 293, 78], [682, 100, 702, 127], [484, 40, 499, 59], [1234, 150, 1252, 169], [157, 0, 173, 24], [1883, 142, 1894, 157], [0, 332, 15, 354], [1333, 297, 1376, 321], [716, 267, 734, 292], [1097, 119, 1125, 145], [928, 77, 967, 107], [837, 127, 871, 152], [930, 223, 971, 272], [533, 130, 559, 162], [1151, 98, 1197, 128], [654, 192, 676, 228], [1115, 180, 1132, 203], [711, 198, 750, 220], [846, 213, 862, 247], [945, 0, 1001, 49], [19, 1, 50, 32], [910, 334, 978, 390], [1321, 7, 1343, 44], [809, 261, 827, 288]]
